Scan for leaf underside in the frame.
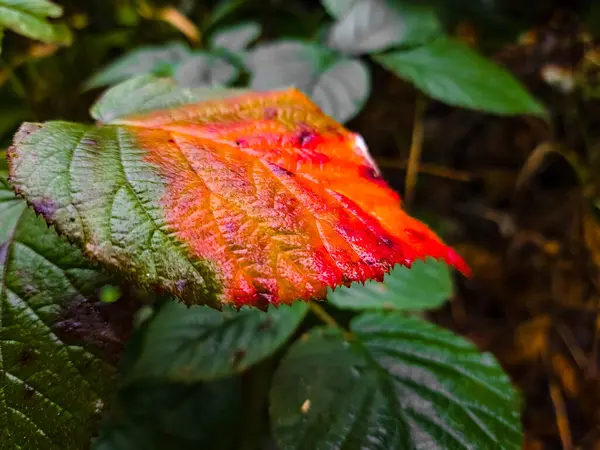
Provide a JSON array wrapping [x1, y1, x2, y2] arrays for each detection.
[[8, 76, 468, 308]]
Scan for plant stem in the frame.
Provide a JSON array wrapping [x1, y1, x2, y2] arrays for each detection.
[[309, 302, 340, 328], [310, 302, 354, 340]]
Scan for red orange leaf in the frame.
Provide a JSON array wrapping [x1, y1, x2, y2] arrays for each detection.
[[8, 76, 468, 308]]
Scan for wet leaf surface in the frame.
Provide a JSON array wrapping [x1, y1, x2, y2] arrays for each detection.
[[8, 75, 468, 308], [270, 312, 522, 450]]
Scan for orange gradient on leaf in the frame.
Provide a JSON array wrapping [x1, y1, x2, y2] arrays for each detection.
[[117, 89, 470, 307]]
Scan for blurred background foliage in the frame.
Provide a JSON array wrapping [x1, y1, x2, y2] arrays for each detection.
[[4, 0, 600, 448]]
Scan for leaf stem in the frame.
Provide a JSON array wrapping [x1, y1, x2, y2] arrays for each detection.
[[309, 302, 340, 328]]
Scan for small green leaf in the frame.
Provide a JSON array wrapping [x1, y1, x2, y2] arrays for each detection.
[[374, 35, 546, 115], [209, 0, 248, 26], [312, 58, 370, 123], [321, 0, 356, 18], [328, 258, 452, 311], [173, 53, 238, 88], [1, 0, 63, 17], [90, 74, 247, 123], [326, 0, 441, 56], [246, 41, 370, 122], [93, 378, 242, 450], [0, 0, 72, 45], [84, 42, 191, 90], [210, 21, 261, 52], [0, 178, 117, 449], [247, 41, 334, 92], [270, 312, 522, 450], [126, 301, 308, 382]]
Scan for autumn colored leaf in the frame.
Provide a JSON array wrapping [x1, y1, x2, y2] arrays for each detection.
[[8, 75, 469, 308]]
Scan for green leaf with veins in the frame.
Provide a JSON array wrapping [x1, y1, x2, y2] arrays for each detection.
[[328, 258, 453, 311], [326, 0, 441, 56], [270, 312, 522, 450], [374, 35, 546, 116], [0, 0, 72, 46], [246, 41, 370, 122], [126, 300, 308, 382], [210, 21, 261, 52], [0, 176, 117, 449], [84, 42, 191, 90]]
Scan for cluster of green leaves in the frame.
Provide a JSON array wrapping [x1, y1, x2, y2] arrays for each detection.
[[0, 0, 72, 54], [83, 0, 545, 124], [1, 76, 523, 449]]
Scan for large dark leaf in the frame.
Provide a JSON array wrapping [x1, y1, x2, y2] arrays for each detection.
[[0, 177, 118, 449], [93, 378, 242, 450], [270, 312, 522, 449]]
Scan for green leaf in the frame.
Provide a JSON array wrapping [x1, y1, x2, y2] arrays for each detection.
[[209, 0, 248, 26], [84, 42, 191, 90], [270, 312, 522, 450], [90, 74, 247, 123], [326, 0, 441, 56], [328, 258, 452, 311], [210, 21, 261, 52], [0, 0, 72, 45], [127, 300, 308, 382], [93, 378, 242, 450], [247, 41, 334, 92], [374, 36, 546, 115], [0, 178, 118, 449], [312, 58, 371, 123], [246, 41, 370, 122], [173, 53, 238, 89], [321, 0, 356, 18]]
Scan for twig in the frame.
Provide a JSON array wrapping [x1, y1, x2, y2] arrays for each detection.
[[376, 158, 473, 182], [309, 302, 340, 328], [404, 95, 427, 208], [309, 303, 353, 340], [545, 352, 573, 450]]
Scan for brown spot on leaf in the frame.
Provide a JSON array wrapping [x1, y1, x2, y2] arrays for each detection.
[[264, 107, 278, 119], [257, 315, 273, 331], [23, 385, 35, 401], [269, 164, 294, 177], [54, 293, 140, 365], [231, 349, 246, 367], [19, 349, 36, 367]]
